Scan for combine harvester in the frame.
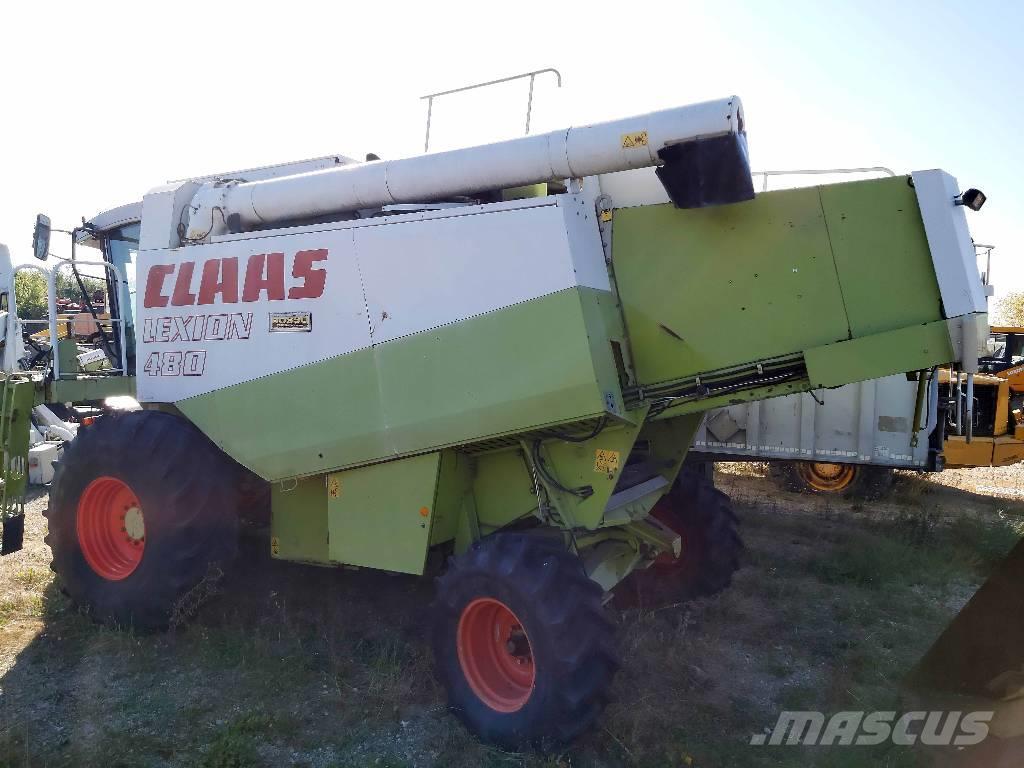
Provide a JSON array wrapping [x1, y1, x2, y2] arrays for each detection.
[[0, 93, 990, 747]]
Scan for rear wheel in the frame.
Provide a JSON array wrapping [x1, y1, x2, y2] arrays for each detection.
[[432, 533, 618, 750], [616, 463, 742, 608], [46, 410, 239, 629], [770, 460, 894, 499]]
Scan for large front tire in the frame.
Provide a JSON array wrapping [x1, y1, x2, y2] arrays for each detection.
[[432, 534, 619, 750], [46, 410, 239, 629]]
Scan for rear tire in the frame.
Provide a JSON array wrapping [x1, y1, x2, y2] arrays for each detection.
[[46, 410, 238, 629], [769, 460, 894, 500], [432, 533, 619, 750], [616, 464, 742, 608]]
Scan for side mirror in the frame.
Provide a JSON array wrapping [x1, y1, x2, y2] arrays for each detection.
[[32, 214, 51, 261]]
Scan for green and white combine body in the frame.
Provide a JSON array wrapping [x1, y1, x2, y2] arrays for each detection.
[[0, 94, 990, 747], [130, 163, 985, 584]]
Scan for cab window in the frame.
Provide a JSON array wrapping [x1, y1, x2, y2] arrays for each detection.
[[102, 223, 140, 333]]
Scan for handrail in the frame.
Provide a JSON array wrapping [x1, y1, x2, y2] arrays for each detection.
[[9, 260, 130, 380], [751, 166, 896, 192], [975, 243, 995, 286], [420, 68, 563, 152]]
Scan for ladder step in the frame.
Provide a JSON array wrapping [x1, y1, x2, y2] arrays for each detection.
[[604, 475, 670, 516]]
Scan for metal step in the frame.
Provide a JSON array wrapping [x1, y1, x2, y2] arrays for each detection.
[[602, 475, 670, 526]]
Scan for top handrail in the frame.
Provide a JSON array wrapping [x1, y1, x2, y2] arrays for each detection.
[[420, 68, 563, 152], [751, 166, 896, 192]]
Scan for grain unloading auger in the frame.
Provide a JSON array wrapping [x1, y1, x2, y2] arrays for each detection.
[[0, 95, 988, 748]]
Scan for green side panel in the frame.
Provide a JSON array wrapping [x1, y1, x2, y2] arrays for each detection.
[[818, 176, 943, 337], [613, 186, 849, 386], [537, 417, 647, 530], [327, 452, 441, 575], [612, 177, 950, 390], [178, 288, 615, 481], [472, 447, 538, 532], [187, 346, 389, 480], [469, 410, 651, 535], [578, 287, 631, 415], [1, 380, 34, 525], [805, 320, 955, 389], [270, 475, 328, 564], [371, 288, 609, 458], [49, 376, 137, 403], [638, 413, 706, 483], [431, 450, 473, 547]]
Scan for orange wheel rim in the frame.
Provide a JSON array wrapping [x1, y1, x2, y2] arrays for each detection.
[[799, 462, 856, 492], [456, 597, 535, 712], [76, 476, 145, 580]]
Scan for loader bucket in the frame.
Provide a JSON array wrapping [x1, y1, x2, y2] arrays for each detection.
[[909, 537, 1024, 764], [911, 536, 1024, 696]]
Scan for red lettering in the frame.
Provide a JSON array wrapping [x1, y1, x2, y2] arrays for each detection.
[[288, 249, 328, 299], [197, 257, 240, 305], [242, 252, 285, 302], [143, 264, 175, 308], [171, 262, 198, 306]]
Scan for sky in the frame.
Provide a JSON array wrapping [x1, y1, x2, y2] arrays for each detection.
[[1, 0, 1020, 300]]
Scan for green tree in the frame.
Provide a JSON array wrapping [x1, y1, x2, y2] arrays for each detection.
[[13, 270, 107, 322], [55, 271, 105, 305], [14, 271, 47, 320], [994, 291, 1024, 328]]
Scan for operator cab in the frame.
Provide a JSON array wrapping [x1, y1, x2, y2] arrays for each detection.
[[8, 206, 138, 382], [77, 202, 142, 372]]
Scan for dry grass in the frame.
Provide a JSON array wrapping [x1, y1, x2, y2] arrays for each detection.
[[0, 468, 1021, 767]]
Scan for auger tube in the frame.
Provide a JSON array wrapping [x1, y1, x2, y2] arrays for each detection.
[[184, 96, 749, 239]]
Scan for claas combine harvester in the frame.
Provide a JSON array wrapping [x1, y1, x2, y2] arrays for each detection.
[[0, 94, 990, 747]]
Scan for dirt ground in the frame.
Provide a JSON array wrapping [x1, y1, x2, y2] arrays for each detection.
[[2, 463, 1024, 768]]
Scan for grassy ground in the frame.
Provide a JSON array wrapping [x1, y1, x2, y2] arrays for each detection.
[[1, 465, 1022, 767]]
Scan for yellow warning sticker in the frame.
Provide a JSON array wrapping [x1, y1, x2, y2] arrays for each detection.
[[594, 449, 621, 475], [621, 131, 649, 149], [599, 209, 613, 223], [271, 536, 280, 556], [328, 477, 341, 499]]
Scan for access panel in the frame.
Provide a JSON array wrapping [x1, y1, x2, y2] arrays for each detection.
[[327, 452, 441, 574]]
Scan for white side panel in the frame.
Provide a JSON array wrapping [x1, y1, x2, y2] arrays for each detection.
[[559, 195, 612, 292], [597, 168, 671, 208], [0, 243, 19, 373], [911, 169, 988, 319], [136, 195, 608, 403], [136, 229, 369, 403], [357, 199, 605, 345]]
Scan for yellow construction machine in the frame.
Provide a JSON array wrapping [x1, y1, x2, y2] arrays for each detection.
[[941, 326, 1024, 469]]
